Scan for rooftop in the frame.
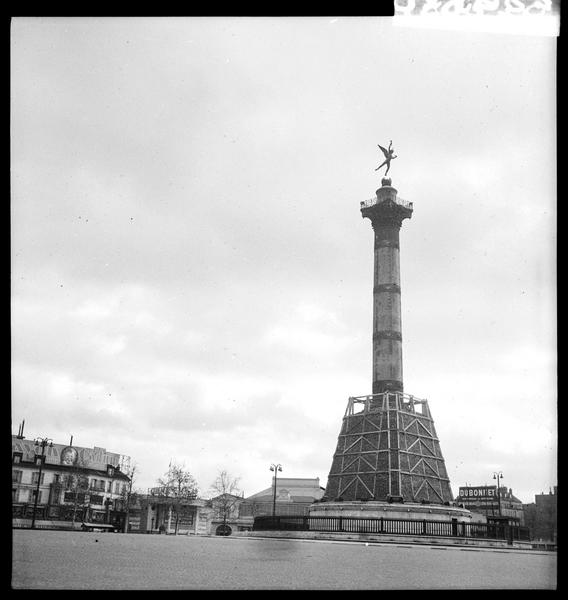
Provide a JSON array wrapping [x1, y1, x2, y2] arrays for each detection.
[[11, 434, 130, 473], [246, 478, 325, 502]]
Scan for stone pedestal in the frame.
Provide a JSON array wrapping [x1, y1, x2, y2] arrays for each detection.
[[323, 392, 454, 503], [309, 500, 474, 523]]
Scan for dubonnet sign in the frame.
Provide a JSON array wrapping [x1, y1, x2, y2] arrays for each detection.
[[458, 486, 498, 499]]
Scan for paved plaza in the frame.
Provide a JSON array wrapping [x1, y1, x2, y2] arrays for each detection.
[[12, 530, 556, 590]]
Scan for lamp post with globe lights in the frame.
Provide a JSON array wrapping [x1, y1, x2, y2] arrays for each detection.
[[493, 471, 504, 516], [270, 463, 282, 519], [31, 437, 53, 529]]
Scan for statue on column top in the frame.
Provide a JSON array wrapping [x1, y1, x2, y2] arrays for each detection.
[[375, 140, 397, 176]]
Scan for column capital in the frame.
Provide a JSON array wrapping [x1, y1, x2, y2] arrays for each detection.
[[361, 182, 413, 228], [364, 202, 412, 229]]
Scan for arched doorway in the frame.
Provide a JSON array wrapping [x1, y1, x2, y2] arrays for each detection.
[[215, 524, 232, 536]]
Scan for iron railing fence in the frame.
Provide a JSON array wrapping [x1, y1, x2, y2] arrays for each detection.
[[360, 196, 413, 211], [253, 515, 531, 543]]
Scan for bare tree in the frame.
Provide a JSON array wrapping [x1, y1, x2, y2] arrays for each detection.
[[66, 457, 89, 527], [120, 463, 138, 533], [209, 470, 242, 532], [156, 463, 199, 535]]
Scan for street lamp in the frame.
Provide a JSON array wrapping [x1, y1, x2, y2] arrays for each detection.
[[106, 464, 118, 524], [269, 463, 282, 518], [31, 437, 53, 529], [493, 471, 503, 516], [105, 498, 114, 524]]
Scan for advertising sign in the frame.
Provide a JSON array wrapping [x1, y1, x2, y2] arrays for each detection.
[[60, 446, 78, 466], [458, 486, 498, 499]]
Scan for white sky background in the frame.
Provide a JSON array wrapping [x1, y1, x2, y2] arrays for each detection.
[[11, 16, 556, 503]]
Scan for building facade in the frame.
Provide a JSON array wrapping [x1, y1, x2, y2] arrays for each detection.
[[12, 433, 132, 530], [137, 494, 209, 535], [136, 479, 325, 535], [455, 485, 525, 524], [523, 487, 557, 543], [239, 477, 325, 518], [207, 493, 252, 535], [135, 491, 247, 535]]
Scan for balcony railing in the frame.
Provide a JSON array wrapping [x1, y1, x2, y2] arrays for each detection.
[[345, 392, 428, 417], [360, 196, 413, 210]]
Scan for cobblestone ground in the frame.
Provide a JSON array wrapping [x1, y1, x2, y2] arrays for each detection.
[[12, 530, 557, 590]]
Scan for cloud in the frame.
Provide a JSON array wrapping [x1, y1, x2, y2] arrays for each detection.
[[11, 18, 556, 502]]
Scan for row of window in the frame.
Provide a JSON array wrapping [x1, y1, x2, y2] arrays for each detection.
[[13, 453, 119, 479], [62, 492, 105, 505], [12, 470, 125, 494], [12, 487, 120, 505], [12, 490, 126, 512], [13, 453, 45, 466], [12, 489, 42, 503]]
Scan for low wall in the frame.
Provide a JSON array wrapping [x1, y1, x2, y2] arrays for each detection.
[[13, 519, 82, 530], [237, 529, 533, 550], [309, 501, 475, 522]]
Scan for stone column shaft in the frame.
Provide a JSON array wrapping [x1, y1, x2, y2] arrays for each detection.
[[361, 179, 412, 395], [372, 222, 403, 394]]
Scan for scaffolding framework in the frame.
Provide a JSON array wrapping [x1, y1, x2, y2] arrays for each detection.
[[324, 392, 454, 504]]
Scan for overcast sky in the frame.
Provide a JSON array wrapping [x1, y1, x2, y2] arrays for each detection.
[[11, 16, 556, 503]]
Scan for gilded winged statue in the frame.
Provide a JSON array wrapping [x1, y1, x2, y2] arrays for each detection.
[[375, 140, 397, 176]]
